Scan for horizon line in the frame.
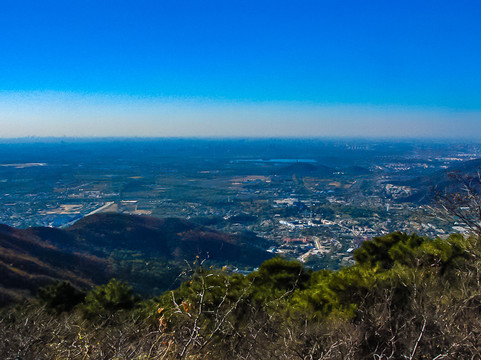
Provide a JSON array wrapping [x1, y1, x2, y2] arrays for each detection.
[[0, 136, 479, 143]]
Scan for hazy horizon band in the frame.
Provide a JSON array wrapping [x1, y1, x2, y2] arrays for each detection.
[[1, 92, 480, 139]]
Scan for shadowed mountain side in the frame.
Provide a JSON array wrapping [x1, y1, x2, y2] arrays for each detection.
[[447, 158, 481, 173], [0, 224, 109, 306], [0, 213, 272, 305], [66, 213, 272, 265]]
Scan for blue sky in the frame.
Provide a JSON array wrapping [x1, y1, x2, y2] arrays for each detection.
[[0, 0, 480, 138]]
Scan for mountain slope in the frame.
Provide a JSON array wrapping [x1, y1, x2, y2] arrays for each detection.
[[0, 224, 109, 305], [0, 213, 272, 305], [66, 213, 271, 265]]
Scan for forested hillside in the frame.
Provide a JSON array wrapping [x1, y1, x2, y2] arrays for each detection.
[[2, 230, 480, 359]]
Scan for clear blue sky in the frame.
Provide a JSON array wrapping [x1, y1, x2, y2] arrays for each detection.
[[0, 0, 480, 138]]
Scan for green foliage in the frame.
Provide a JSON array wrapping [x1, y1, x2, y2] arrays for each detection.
[[248, 257, 311, 302], [109, 249, 184, 296], [417, 233, 470, 274], [291, 231, 472, 320], [81, 279, 139, 319], [353, 232, 426, 269], [37, 281, 85, 313]]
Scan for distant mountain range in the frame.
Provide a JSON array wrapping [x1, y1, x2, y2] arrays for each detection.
[[0, 213, 272, 306]]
